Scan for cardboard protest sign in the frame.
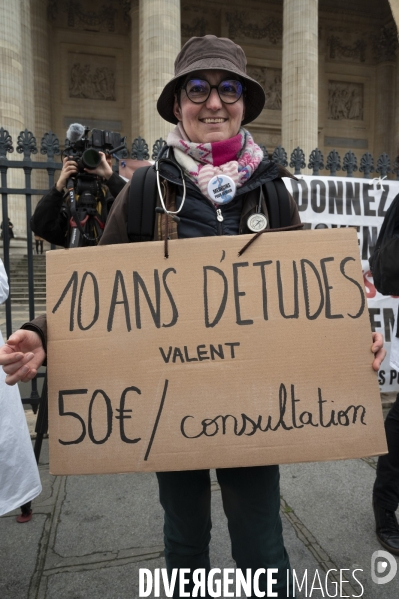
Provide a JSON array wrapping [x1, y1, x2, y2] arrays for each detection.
[[46, 229, 387, 475]]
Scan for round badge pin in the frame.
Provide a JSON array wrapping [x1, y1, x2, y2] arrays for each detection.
[[247, 213, 268, 232], [207, 174, 236, 205]]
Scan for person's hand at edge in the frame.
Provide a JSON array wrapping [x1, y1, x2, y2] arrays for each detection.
[[0, 330, 46, 385], [371, 331, 386, 372], [84, 151, 113, 180]]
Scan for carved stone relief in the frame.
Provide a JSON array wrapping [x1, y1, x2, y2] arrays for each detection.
[[227, 13, 282, 44], [328, 35, 366, 62], [181, 17, 207, 38], [328, 81, 363, 121], [48, 0, 130, 34], [253, 132, 281, 148], [68, 54, 116, 101], [266, 133, 281, 147], [247, 67, 266, 89], [181, 4, 219, 38], [373, 23, 398, 62], [247, 67, 282, 111]]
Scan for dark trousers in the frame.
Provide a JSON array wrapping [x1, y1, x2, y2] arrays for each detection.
[[373, 393, 399, 512], [156, 465, 292, 598]]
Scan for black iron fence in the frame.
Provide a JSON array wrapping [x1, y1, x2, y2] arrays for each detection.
[[0, 125, 398, 409]]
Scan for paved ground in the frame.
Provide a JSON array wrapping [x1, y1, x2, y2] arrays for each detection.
[[1, 434, 398, 599], [1, 310, 399, 598]]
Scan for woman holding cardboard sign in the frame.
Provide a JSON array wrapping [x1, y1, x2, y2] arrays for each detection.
[[0, 35, 386, 597]]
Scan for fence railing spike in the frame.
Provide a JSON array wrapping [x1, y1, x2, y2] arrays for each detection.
[[308, 148, 324, 176], [152, 138, 166, 161], [376, 153, 391, 178], [0, 128, 14, 158], [326, 149, 341, 176], [16, 129, 38, 160], [289, 147, 306, 175], [342, 151, 358, 177], [259, 144, 268, 159], [272, 145, 288, 167], [40, 131, 60, 161], [131, 136, 150, 161], [359, 152, 374, 178]]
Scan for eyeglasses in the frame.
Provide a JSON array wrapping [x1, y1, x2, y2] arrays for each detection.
[[182, 78, 244, 104]]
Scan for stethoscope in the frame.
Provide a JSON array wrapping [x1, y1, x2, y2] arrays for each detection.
[[154, 153, 268, 232], [246, 187, 268, 232], [155, 157, 186, 223]]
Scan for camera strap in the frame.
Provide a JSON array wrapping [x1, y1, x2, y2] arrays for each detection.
[[66, 177, 81, 228], [67, 178, 104, 243]]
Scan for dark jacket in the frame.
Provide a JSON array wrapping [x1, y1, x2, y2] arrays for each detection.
[[30, 172, 126, 247], [100, 152, 300, 245]]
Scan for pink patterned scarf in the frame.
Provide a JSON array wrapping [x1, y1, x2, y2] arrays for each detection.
[[166, 124, 264, 202]]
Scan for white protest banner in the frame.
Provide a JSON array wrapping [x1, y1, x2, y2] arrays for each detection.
[[284, 175, 399, 392], [47, 229, 386, 475]]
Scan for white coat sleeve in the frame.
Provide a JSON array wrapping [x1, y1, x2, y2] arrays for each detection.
[[0, 259, 42, 515], [0, 259, 9, 305]]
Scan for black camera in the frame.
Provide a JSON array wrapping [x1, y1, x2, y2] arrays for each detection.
[[62, 124, 126, 248], [64, 124, 126, 171]]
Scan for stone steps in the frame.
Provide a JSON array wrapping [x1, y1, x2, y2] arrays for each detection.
[[5, 253, 47, 310]]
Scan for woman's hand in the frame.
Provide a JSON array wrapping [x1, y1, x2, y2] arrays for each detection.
[[371, 331, 386, 372], [0, 330, 46, 385], [55, 156, 78, 192]]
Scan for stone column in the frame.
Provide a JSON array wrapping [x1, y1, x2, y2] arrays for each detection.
[[30, 0, 53, 214], [31, 0, 52, 138], [0, 1, 25, 137], [374, 62, 395, 160], [131, 0, 140, 139], [373, 20, 397, 161], [282, 0, 318, 169], [21, 0, 35, 133], [0, 0, 27, 238], [139, 0, 181, 148]]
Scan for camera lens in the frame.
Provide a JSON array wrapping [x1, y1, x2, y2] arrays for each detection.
[[82, 148, 102, 169]]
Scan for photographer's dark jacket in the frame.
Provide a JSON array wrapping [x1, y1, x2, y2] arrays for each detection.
[[30, 172, 126, 247], [23, 155, 300, 347]]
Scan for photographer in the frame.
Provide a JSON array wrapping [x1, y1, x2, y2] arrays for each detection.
[[30, 125, 126, 248]]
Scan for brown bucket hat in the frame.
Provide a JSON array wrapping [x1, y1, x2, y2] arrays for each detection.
[[157, 35, 266, 127]]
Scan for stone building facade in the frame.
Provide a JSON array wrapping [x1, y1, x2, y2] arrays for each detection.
[[0, 0, 398, 236]]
